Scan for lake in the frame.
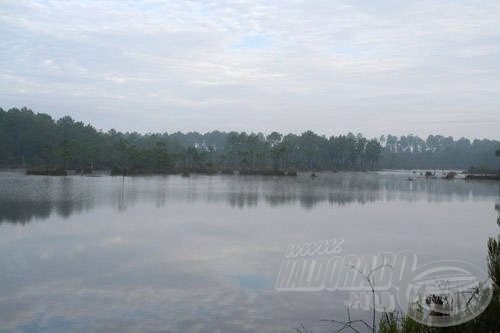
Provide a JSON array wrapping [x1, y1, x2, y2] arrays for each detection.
[[0, 171, 498, 332]]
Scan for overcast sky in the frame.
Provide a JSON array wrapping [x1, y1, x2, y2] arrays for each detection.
[[1, 1, 499, 139]]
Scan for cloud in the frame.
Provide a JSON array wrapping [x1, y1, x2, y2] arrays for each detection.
[[0, 0, 499, 138]]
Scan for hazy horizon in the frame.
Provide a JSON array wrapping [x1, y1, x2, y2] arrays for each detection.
[[1, 1, 500, 139]]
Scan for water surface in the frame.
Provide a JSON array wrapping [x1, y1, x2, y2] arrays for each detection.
[[0, 171, 498, 332]]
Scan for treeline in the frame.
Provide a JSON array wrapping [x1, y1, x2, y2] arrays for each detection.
[[379, 134, 499, 170], [0, 107, 382, 172], [0, 107, 498, 172]]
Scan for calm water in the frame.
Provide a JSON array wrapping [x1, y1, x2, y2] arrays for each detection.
[[0, 171, 498, 332]]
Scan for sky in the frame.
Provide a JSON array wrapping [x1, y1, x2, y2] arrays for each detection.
[[1, 0, 499, 139]]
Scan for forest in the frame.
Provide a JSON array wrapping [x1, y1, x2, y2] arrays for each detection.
[[0, 107, 499, 173]]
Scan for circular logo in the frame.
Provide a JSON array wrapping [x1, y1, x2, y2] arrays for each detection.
[[397, 260, 492, 327]]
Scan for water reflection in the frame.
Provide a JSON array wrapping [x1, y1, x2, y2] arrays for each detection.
[[0, 171, 498, 332], [0, 171, 498, 224]]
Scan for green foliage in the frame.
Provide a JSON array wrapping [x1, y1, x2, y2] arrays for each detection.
[[378, 312, 400, 333], [377, 214, 500, 333], [380, 135, 500, 170], [1, 107, 498, 172]]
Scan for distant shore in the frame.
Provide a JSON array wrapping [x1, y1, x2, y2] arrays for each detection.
[[0, 168, 488, 181]]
